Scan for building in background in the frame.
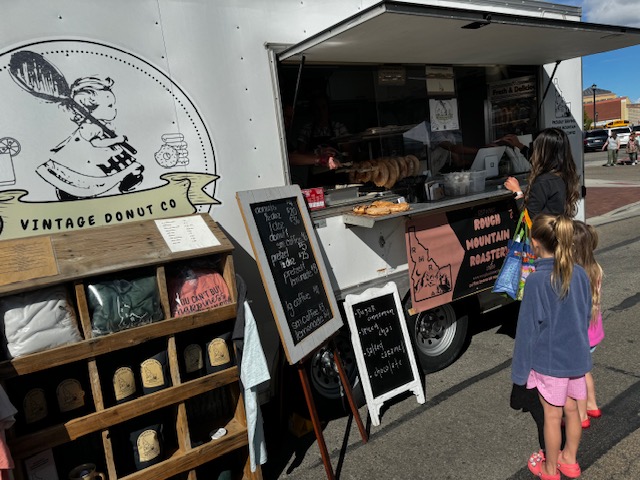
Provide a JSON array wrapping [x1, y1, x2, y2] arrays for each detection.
[[583, 86, 631, 128], [627, 103, 640, 126]]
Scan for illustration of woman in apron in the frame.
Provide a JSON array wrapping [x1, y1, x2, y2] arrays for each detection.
[[39, 76, 144, 200]]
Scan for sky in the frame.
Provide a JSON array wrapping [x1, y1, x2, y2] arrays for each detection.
[[552, 0, 640, 102]]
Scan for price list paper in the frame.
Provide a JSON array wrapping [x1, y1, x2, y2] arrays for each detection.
[[155, 216, 220, 253]]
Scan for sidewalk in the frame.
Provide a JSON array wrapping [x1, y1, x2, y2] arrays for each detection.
[[585, 186, 640, 219], [584, 153, 640, 223]]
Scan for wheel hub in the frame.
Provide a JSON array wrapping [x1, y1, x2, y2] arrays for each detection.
[[309, 337, 358, 400], [414, 306, 457, 357]]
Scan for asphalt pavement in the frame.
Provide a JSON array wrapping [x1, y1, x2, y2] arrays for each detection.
[[263, 152, 640, 480]]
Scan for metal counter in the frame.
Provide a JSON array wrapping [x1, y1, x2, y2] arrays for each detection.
[[311, 186, 515, 229]]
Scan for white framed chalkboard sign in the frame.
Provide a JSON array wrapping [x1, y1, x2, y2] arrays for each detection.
[[237, 186, 343, 365], [344, 281, 425, 426]]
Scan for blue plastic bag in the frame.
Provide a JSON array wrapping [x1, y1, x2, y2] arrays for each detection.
[[493, 237, 525, 299], [492, 210, 535, 300]]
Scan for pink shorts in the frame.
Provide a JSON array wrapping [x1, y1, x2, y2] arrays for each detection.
[[526, 370, 586, 407]]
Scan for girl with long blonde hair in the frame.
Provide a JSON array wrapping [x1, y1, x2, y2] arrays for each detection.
[[512, 215, 592, 480]]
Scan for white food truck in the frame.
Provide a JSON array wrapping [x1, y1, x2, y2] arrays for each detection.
[[2, 0, 639, 414]]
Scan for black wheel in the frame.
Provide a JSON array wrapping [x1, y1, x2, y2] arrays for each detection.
[[306, 329, 365, 419], [405, 299, 469, 373]]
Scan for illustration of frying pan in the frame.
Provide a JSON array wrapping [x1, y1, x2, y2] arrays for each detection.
[[8, 50, 137, 155]]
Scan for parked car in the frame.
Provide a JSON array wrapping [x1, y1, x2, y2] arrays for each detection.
[[608, 126, 632, 147], [584, 129, 608, 151]]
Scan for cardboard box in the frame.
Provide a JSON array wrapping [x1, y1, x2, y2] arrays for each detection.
[[301, 187, 325, 210], [424, 181, 444, 201]]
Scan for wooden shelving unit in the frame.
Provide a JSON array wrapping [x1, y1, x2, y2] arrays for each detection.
[[0, 214, 261, 480]]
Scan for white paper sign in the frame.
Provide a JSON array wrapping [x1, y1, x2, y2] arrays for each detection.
[[155, 216, 220, 252], [429, 98, 460, 132], [426, 66, 455, 95]]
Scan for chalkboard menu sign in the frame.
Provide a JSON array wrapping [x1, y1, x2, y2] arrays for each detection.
[[352, 293, 413, 398], [237, 186, 342, 365], [251, 197, 333, 344], [344, 282, 425, 426]]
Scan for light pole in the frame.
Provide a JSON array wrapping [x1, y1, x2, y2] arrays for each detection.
[[592, 84, 597, 129]]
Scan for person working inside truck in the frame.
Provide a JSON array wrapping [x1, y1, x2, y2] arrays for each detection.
[[296, 94, 346, 186], [283, 102, 342, 187], [427, 127, 477, 174], [494, 133, 532, 174], [428, 127, 530, 175], [297, 93, 348, 156]]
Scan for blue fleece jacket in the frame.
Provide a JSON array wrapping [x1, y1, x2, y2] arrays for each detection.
[[511, 257, 592, 385]]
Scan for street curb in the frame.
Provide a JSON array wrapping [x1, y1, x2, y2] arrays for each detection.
[[588, 200, 640, 226]]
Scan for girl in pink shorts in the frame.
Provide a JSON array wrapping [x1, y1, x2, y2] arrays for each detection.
[[512, 215, 592, 480], [573, 220, 605, 427]]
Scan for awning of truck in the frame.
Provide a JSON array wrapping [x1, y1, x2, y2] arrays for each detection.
[[278, 1, 640, 65]]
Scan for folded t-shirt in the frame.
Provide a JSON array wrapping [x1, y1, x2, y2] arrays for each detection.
[[168, 269, 232, 317], [87, 276, 164, 336], [2, 285, 82, 358]]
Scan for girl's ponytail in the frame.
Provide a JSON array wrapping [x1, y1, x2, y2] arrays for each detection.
[[552, 215, 575, 298]]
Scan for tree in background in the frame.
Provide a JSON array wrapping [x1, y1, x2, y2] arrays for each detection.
[[584, 109, 594, 130]]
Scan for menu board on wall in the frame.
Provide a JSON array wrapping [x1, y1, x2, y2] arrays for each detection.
[[406, 198, 517, 314], [488, 75, 537, 140], [344, 282, 425, 426], [237, 186, 342, 365]]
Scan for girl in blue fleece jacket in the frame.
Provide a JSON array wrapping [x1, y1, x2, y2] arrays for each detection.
[[512, 215, 592, 480]]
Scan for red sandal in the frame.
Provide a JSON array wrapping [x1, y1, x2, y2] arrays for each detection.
[[586, 408, 602, 418], [557, 451, 581, 478], [527, 451, 560, 480]]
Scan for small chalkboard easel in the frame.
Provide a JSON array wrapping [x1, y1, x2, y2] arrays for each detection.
[[344, 281, 425, 426], [237, 186, 368, 479]]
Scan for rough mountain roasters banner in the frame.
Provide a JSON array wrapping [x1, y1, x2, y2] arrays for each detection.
[[406, 198, 517, 313]]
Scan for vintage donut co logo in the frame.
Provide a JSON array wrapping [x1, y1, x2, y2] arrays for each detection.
[[0, 39, 219, 240]]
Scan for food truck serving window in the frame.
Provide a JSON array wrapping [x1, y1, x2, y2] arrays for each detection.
[[280, 64, 537, 191], [278, 1, 640, 66]]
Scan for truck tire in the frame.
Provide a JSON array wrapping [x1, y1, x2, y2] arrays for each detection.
[[404, 299, 469, 373], [306, 329, 365, 419]]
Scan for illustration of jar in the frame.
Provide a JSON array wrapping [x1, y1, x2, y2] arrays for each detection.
[[0, 137, 20, 186]]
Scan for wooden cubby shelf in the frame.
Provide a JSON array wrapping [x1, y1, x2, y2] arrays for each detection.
[[0, 303, 237, 380], [0, 214, 261, 480]]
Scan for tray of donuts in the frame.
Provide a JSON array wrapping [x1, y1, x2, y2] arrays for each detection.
[[345, 155, 421, 190], [351, 200, 410, 216]]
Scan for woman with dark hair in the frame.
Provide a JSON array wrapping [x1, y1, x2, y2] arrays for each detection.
[[504, 128, 580, 218]]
